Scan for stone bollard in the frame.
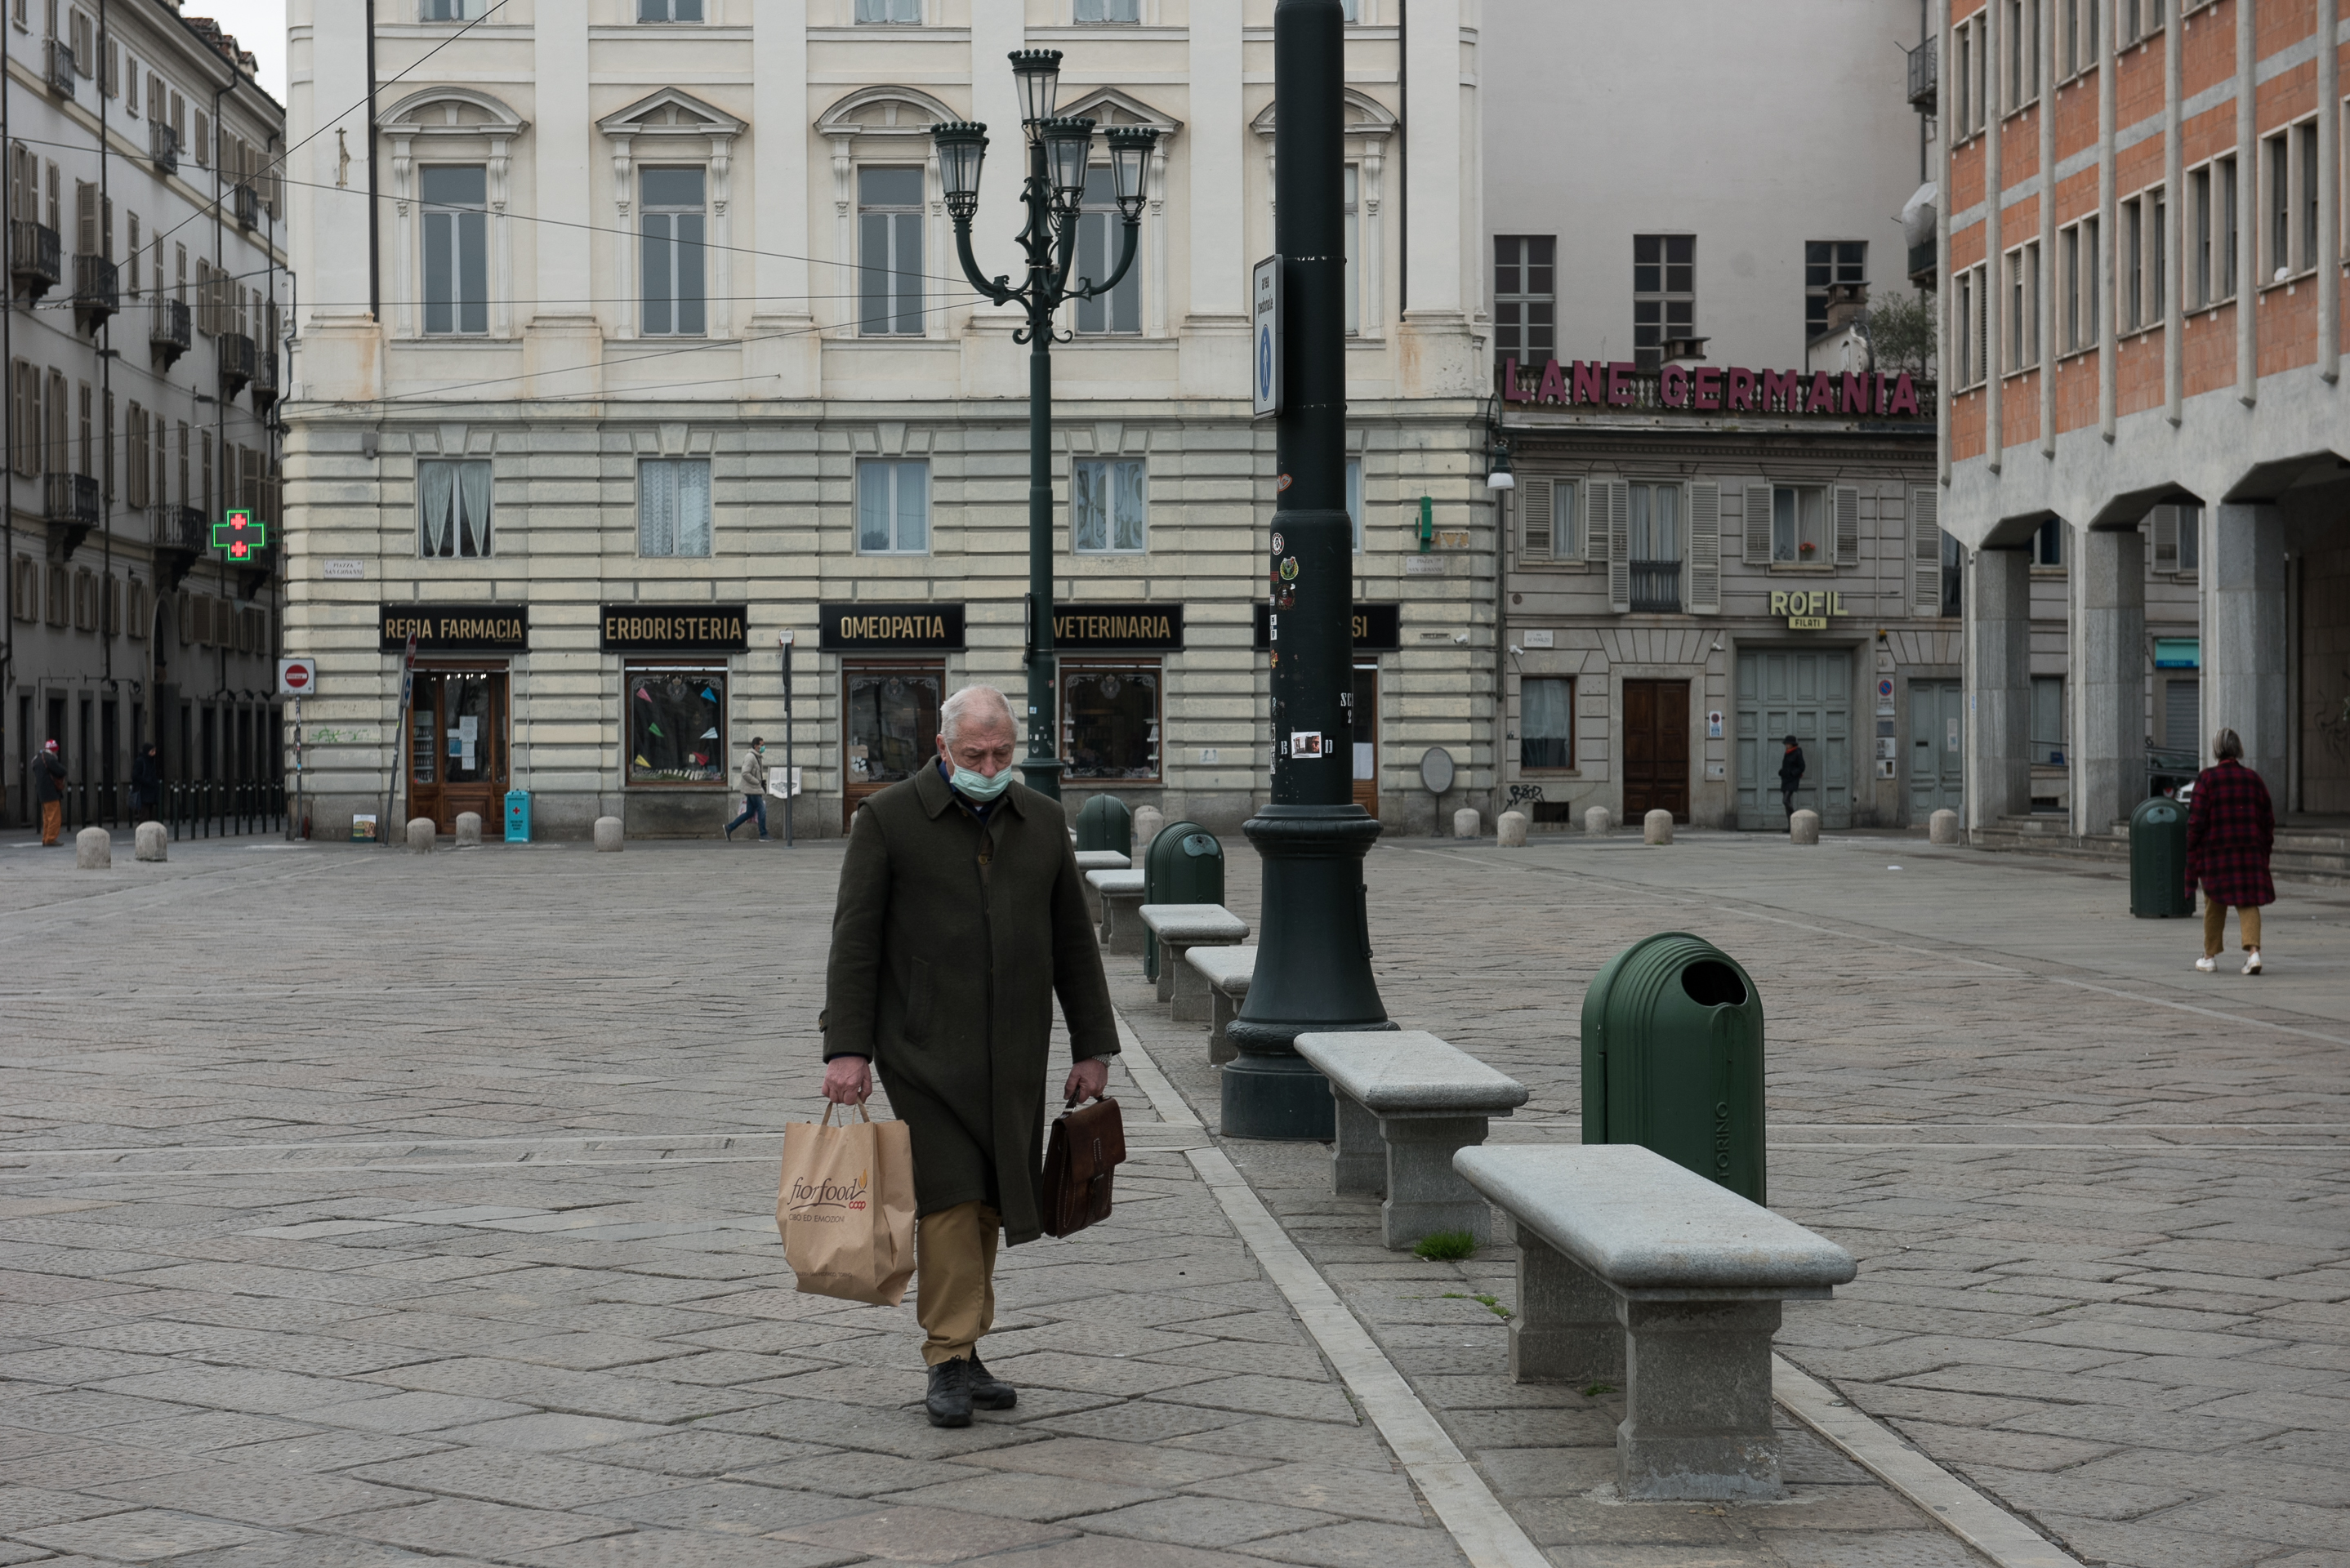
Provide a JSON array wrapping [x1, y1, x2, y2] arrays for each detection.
[[1453, 807, 1481, 840], [407, 817, 436, 853], [1497, 809, 1529, 848], [74, 826, 112, 870], [595, 816, 625, 853], [134, 822, 167, 862], [1930, 808, 1961, 845], [453, 812, 483, 846], [1643, 808, 1674, 845], [1132, 804, 1165, 851], [1790, 808, 1821, 845], [1585, 805, 1611, 836]]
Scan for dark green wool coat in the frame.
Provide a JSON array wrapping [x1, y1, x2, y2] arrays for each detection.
[[822, 764, 1118, 1245]]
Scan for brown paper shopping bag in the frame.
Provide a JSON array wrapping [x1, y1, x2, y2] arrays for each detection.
[[777, 1101, 916, 1307]]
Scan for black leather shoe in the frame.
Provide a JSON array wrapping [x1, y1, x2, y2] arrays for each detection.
[[925, 1357, 974, 1428], [968, 1354, 1017, 1411]]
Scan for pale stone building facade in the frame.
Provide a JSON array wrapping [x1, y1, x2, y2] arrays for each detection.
[[1483, 0, 1948, 831], [4, 2, 285, 824], [283, 0, 1492, 840]]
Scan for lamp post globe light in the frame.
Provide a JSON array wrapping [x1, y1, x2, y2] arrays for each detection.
[[934, 57, 1157, 800]]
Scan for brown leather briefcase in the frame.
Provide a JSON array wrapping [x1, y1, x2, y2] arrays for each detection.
[[1040, 1096, 1126, 1239]]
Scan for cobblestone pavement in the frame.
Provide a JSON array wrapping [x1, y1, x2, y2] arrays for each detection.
[[2, 825, 2343, 1568], [1205, 827, 2344, 1568]]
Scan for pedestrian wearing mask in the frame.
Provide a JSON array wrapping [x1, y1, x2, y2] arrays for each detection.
[[819, 684, 1117, 1428], [725, 737, 769, 841], [2187, 727, 2275, 974]]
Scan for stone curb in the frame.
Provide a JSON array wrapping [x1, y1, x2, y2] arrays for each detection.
[[1773, 1355, 2082, 1568]]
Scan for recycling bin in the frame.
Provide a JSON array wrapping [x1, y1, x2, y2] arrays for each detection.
[[504, 790, 532, 844], [2129, 795, 2194, 918], [1142, 819, 1220, 982], [1075, 792, 1134, 857], [1581, 932, 1767, 1204]]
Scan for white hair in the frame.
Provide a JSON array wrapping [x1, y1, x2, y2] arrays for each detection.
[[941, 684, 1017, 744]]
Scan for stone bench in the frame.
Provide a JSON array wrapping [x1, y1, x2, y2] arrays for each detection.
[[1186, 945, 1256, 1064], [1452, 1143, 1857, 1503], [1073, 850, 1131, 924], [1086, 870, 1147, 954], [1139, 904, 1250, 1018], [1292, 1030, 1528, 1251]]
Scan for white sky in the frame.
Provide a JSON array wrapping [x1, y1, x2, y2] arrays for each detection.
[[185, 0, 286, 103]]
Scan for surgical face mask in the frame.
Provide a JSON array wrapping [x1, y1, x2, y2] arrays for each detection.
[[950, 764, 1014, 801]]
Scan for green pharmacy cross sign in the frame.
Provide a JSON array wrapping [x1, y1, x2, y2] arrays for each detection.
[[212, 509, 267, 562]]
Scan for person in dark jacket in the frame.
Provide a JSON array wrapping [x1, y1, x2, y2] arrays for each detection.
[[33, 739, 67, 846], [130, 743, 162, 822], [821, 684, 1117, 1429], [1777, 735, 1806, 826], [2187, 727, 2275, 974]]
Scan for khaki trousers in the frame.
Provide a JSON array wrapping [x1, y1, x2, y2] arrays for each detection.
[[915, 1200, 1000, 1366], [2203, 900, 2262, 957], [39, 800, 61, 845]]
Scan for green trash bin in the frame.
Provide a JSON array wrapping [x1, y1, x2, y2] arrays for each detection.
[[1581, 932, 1767, 1205], [2129, 796, 2195, 918], [1074, 793, 1134, 857], [1142, 820, 1220, 982]]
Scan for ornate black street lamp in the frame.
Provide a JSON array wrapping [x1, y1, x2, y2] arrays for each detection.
[[934, 59, 1158, 799]]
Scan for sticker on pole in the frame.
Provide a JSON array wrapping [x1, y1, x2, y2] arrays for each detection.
[[1252, 256, 1282, 419], [278, 657, 317, 697], [1290, 730, 1324, 758]]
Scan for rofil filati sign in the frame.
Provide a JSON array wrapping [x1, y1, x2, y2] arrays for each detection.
[[1772, 590, 1850, 631], [818, 603, 967, 651], [599, 605, 749, 652], [379, 604, 529, 652]]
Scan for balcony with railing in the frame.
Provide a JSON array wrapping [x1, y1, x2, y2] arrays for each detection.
[[1629, 561, 1683, 614], [234, 183, 260, 230], [251, 346, 279, 408], [154, 503, 207, 590], [44, 38, 75, 98], [219, 332, 256, 400], [45, 471, 98, 559], [149, 296, 192, 368], [10, 220, 60, 300], [150, 119, 180, 175], [1906, 37, 1937, 110], [72, 253, 118, 330]]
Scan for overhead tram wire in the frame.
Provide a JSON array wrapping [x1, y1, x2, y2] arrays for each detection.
[[148, 0, 519, 248]]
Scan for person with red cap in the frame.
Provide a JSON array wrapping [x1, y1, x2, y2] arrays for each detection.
[[33, 739, 66, 846]]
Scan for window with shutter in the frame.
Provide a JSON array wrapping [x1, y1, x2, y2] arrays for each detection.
[[1604, 481, 1632, 612], [1742, 482, 1773, 564], [1688, 483, 1720, 613], [1583, 483, 1606, 564], [1833, 486, 1861, 566], [1911, 487, 1942, 615], [1519, 477, 1552, 563]]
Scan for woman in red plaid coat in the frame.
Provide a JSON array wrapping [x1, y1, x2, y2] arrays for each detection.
[[2186, 728, 2274, 974]]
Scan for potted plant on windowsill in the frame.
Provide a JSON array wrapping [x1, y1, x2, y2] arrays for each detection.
[[1798, 541, 1817, 559]]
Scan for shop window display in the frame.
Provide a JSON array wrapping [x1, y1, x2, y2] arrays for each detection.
[[846, 669, 942, 787], [1064, 666, 1160, 781], [628, 667, 726, 785]]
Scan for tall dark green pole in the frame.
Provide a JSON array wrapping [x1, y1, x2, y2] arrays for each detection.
[[1224, 0, 1394, 1140], [1022, 131, 1062, 800]]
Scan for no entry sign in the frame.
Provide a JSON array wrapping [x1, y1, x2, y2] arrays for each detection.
[[278, 657, 317, 697]]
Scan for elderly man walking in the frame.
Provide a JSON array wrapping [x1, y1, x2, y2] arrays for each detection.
[[821, 684, 1117, 1428]]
